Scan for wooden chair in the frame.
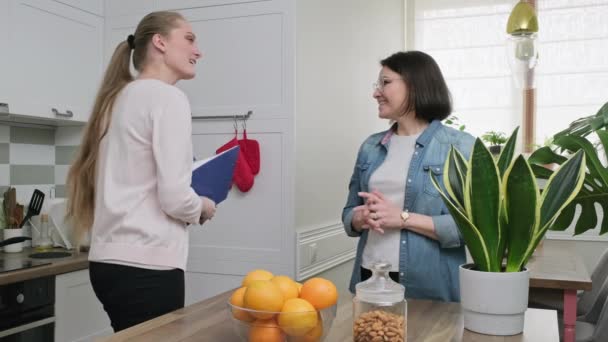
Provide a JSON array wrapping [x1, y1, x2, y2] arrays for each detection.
[[571, 278, 608, 342]]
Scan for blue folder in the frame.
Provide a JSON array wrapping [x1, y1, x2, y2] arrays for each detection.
[[191, 146, 239, 204]]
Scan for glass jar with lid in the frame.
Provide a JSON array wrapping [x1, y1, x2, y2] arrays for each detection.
[[353, 262, 407, 342]]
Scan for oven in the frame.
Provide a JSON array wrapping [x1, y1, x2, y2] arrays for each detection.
[[0, 276, 55, 341]]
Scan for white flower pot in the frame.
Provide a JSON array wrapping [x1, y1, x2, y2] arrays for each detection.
[[459, 264, 530, 336], [3, 228, 24, 253]]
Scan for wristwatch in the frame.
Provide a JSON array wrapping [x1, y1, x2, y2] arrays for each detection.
[[400, 210, 410, 228]]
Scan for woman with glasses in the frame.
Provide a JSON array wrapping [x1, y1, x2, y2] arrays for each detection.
[[342, 51, 475, 302]]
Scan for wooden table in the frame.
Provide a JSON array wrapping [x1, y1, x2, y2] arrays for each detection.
[[528, 240, 592, 342], [101, 290, 559, 341]]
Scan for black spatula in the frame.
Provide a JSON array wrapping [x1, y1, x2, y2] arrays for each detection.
[[19, 189, 45, 228], [0, 236, 32, 248]]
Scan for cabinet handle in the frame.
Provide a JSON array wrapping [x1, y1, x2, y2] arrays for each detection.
[[0, 316, 55, 338], [0, 103, 8, 114], [52, 108, 74, 118]]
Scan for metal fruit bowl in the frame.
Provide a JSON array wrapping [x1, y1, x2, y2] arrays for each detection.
[[227, 302, 337, 341]]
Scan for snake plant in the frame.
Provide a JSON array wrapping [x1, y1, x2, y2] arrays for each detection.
[[431, 128, 586, 272]]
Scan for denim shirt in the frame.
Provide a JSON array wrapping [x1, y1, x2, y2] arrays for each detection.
[[342, 120, 475, 302]]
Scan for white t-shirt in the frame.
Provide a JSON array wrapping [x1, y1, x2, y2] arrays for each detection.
[[362, 133, 419, 272], [88, 79, 204, 271]]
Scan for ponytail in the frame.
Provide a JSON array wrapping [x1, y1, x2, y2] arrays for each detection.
[[65, 40, 132, 246]]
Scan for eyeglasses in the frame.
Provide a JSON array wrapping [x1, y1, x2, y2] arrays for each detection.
[[372, 77, 403, 92]]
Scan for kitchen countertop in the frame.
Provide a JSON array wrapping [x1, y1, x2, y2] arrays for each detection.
[[0, 247, 88, 285], [102, 289, 559, 342]]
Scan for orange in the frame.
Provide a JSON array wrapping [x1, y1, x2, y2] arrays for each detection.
[[299, 278, 338, 310], [248, 319, 285, 342], [292, 314, 323, 342], [243, 280, 284, 319], [296, 282, 303, 295], [271, 275, 299, 301], [278, 298, 318, 337], [229, 287, 253, 322], [242, 269, 274, 287]]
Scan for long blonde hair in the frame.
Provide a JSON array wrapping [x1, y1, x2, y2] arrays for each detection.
[[66, 11, 185, 245]]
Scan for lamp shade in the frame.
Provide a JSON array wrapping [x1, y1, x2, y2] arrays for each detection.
[[506, 2, 538, 35], [506, 1, 539, 89]]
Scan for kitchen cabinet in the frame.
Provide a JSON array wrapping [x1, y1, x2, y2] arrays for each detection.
[[2, 0, 103, 122], [55, 269, 112, 342], [0, 1, 10, 112], [105, 0, 290, 120]]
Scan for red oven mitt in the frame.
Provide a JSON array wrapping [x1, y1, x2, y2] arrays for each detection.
[[238, 129, 260, 175], [216, 134, 254, 192]]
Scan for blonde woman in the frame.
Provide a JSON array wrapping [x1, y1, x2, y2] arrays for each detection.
[[66, 11, 216, 331]]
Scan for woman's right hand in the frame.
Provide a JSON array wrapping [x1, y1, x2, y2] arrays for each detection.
[[352, 205, 384, 234], [199, 197, 216, 224]]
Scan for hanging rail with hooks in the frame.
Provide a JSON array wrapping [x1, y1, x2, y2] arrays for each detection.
[[192, 110, 253, 121]]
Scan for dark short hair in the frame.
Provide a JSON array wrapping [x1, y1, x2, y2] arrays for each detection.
[[380, 51, 452, 121]]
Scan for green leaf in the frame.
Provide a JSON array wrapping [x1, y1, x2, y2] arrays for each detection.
[[530, 164, 554, 179], [465, 139, 502, 272], [539, 150, 586, 229], [554, 102, 608, 139], [497, 127, 519, 177], [544, 132, 608, 236], [519, 151, 586, 265], [528, 146, 567, 166], [554, 135, 608, 186], [431, 173, 492, 271], [503, 156, 539, 272], [443, 147, 468, 210]]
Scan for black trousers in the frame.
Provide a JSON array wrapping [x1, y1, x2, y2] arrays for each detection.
[[89, 261, 185, 332], [361, 266, 400, 283]]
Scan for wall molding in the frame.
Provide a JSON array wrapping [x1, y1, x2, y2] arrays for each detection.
[[297, 249, 355, 281], [546, 232, 608, 242], [296, 222, 356, 281]]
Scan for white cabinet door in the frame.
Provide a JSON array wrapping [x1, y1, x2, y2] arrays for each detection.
[[55, 0, 104, 16], [105, 0, 158, 18], [6, 0, 103, 122], [186, 119, 295, 304], [0, 1, 10, 111], [177, 1, 292, 119], [55, 270, 113, 342]]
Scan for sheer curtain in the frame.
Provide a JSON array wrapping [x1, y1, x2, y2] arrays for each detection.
[[411, 0, 608, 239]]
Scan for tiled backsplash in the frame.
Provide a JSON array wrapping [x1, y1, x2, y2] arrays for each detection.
[[0, 124, 83, 204]]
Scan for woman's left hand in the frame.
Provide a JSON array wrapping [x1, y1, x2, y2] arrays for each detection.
[[358, 190, 405, 231]]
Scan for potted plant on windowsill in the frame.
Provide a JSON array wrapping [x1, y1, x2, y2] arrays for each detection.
[[481, 130, 508, 155], [443, 115, 466, 131], [430, 127, 586, 335]]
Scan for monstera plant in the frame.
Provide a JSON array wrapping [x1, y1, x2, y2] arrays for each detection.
[[431, 127, 587, 272], [529, 102, 608, 236]]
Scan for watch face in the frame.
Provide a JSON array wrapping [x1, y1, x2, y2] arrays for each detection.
[[401, 212, 409, 221]]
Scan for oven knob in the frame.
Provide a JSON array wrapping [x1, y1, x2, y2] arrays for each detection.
[[16, 293, 24, 303]]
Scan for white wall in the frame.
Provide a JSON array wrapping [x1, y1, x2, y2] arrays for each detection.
[[547, 238, 608, 275], [295, 0, 405, 231]]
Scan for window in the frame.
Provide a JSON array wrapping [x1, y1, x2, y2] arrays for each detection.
[[411, 0, 608, 240]]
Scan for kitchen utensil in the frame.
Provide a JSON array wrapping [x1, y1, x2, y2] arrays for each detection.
[[48, 199, 74, 250], [0, 236, 32, 248], [238, 128, 260, 175], [4, 187, 17, 228], [19, 189, 45, 228]]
